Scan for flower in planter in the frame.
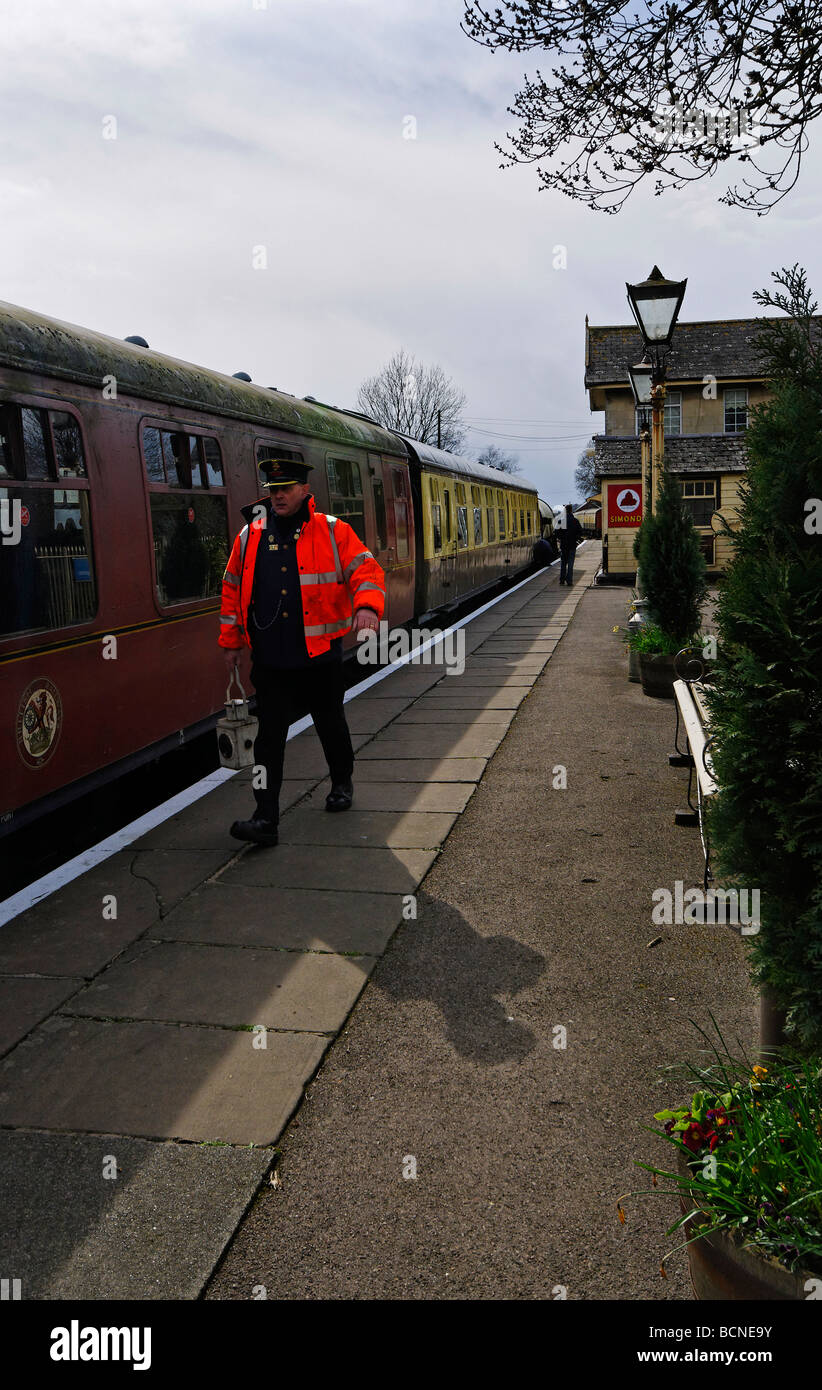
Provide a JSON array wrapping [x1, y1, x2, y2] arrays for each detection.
[[627, 1023, 822, 1280]]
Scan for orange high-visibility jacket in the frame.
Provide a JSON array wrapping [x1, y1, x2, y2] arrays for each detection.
[[218, 493, 386, 657]]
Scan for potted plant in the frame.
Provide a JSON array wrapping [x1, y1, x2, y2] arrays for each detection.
[[628, 1026, 822, 1299], [706, 266, 822, 1052], [625, 622, 682, 698], [632, 465, 707, 698]]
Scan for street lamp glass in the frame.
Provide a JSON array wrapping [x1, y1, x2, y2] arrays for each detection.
[[626, 265, 687, 347], [629, 361, 654, 405]]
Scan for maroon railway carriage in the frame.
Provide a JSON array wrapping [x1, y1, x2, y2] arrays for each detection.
[[0, 302, 413, 835]]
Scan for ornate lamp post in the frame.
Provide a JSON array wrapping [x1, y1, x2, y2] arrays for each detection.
[[626, 266, 687, 513], [629, 358, 654, 508]]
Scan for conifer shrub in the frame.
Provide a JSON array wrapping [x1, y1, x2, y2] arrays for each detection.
[[634, 463, 707, 648], [707, 266, 822, 1049]]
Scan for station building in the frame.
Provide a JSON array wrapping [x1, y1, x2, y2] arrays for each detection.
[[583, 316, 774, 581]]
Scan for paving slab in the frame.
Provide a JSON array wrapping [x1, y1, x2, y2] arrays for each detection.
[[132, 780, 316, 850], [0, 1131, 272, 1299], [159, 885, 404, 954], [341, 697, 415, 733], [352, 758, 487, 782], [0, 1015, 327, 1145], [394, 707, 516, 726], [66, 941, 376, 1033], [0, 975, 85, 1056], [356, 670, 446, 698], [0, 852, 166, 977], [413, 691, 527, 709], [277, 808, 458, 848], [311, 780, 475, 814], [221, 845, 437, 893], [234, 733, 371, 781], [359, 728, 505, 759]]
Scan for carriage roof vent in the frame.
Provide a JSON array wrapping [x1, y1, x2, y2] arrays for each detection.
[[232, 371, 252, 382], [125, 335, 149, 348], [303, 394, 317, 402]]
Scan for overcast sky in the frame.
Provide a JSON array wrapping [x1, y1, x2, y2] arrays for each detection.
[[3, 0, 822, 502]]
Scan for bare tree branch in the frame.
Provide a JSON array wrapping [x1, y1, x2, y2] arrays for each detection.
[[356, 348, 468, 451], [461, 0, 822, 213], [476, 443, 522, 473]]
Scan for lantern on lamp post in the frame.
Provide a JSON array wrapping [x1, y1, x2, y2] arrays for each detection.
[[629, 358, 654, 511], [626, 266, 687, 512]]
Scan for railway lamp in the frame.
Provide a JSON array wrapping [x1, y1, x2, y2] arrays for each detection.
[[626, 267, 687, 515], [216, 670, 258, 770], [625, 265, 687, 353]]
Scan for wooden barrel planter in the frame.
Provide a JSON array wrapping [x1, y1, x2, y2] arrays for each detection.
[[677, 1157, 816, 1300], [639, 652, 676, 699]]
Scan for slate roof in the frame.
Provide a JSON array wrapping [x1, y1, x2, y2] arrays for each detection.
[[593, 434, 750, 477], [584, 315, 822, 386]]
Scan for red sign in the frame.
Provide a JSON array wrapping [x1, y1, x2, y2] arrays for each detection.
[[187, 507, 195, 523], [607, 483, 642, 528], [20, 505, 30, 527]]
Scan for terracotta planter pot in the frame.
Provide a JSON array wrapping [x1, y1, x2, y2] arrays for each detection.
[[639, 651, 676, 699], [676, 1160, 816, 1300]]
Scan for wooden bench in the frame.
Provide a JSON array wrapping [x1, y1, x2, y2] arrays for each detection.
[[670, 657, 719, 891]]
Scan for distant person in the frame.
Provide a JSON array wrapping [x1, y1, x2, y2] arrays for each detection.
[[558, 504, 583, 585]]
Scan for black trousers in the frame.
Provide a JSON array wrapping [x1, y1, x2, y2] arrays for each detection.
[[250, 661, 354, 822]]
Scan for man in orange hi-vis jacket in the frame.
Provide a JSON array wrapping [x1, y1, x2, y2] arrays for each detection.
[[219, 454, 385, 846]]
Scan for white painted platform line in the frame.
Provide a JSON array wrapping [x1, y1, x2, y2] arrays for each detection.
[[1, 550, 581, 927]]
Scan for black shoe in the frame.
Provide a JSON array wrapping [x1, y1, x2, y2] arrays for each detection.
[[325, 780, 353, 812], [230, 816, 279, 846]]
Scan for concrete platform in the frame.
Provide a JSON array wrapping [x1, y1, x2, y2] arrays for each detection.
[[0, 547, 597, 1298]]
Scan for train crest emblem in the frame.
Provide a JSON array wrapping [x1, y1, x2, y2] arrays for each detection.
[[17, 678, 62, 768]]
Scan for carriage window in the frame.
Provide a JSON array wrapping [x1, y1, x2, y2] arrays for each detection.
[[520, 508, 525, 534], [498, 508, 505, 538], [373, 478, 387, 551], [51, 413, 87, 477], [203, 437, 224, 486], [142, 424, 228, 607], [431, 503, 442, 551], [161, 432, 184, 487], [487, 507, 495, 542], [22, 408, 51, 480], [392, 468, 409, 560], [473, 506, 483, 545], [0, 403, 97, 636], [456, 505, 468, 548], [143, 427, 165, 482], [187, 436, 203, 488], [527, 510, 532, 534], [327, 456, 365, 541], [443, 488, 452, 542], [150, 493, 228, 606]]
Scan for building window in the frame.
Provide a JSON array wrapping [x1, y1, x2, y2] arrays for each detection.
[[327, 456, 365, 542], [142, 424, 228, 607], [0, 402, 97, 636], [664, 391, 682, 436], [680, 478, 718, 527], [724, 388, 748, 434]]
